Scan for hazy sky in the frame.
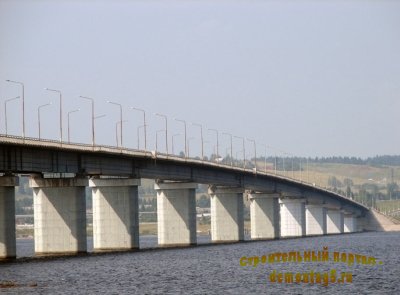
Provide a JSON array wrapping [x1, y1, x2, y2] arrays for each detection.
[[0, 0, 399, 158]]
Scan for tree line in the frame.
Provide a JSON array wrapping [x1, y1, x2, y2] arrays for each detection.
[[263, 155, 400, 167]]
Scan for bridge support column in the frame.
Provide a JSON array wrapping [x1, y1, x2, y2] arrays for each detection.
[[305, 204, 327, 236], [0, 176, 18, 260], [326, 209, 344, 234], [30, 177, 88, 256], [90, 178, 140, 251], [279, 198, 305, 238], [155, 182, 197, 247], [249, 192, 279, 240], [208, 186, 244, 243], [344, 214, 357, 233]]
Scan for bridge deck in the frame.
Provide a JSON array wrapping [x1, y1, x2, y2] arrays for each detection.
[[0, 134, 368, 213]]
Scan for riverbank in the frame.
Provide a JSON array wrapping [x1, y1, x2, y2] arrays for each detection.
[[16, 221, 253, 238]]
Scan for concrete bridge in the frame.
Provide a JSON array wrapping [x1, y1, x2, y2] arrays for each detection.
[[0, 134, 377, 260]]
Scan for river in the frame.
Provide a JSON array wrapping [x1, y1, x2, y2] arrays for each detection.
[[0, 232, 399, 294]]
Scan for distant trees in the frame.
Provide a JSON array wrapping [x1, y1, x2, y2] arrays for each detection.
[[366, 155, 400, 167], [196, 194, 210, 208], [346, 186, 353, 199], [387, 182, 399, 200], [328, 176, 342, 188], [343, 178, 353, 187], [15, 198, 33, 214], [265, 155, 400, 167], [356, 188, 375, 207], [16, 176, 33, 196], [139, 198, 157, 211], [360, 183, 379, 195]]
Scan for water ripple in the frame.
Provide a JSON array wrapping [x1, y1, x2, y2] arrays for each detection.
[[0, 232, 399, 294]]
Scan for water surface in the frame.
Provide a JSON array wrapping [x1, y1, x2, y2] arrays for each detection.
[[1, 232, 398, 294]]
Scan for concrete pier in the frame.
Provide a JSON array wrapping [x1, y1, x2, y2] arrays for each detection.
[[305, 204, 327, 236], [249, 192, 279, 239], [279, 198, 306, 238], [155, 182, 197, 246], [326, 209, 344, 234], [90, 178, 140, 251], [0, 176, 18, 260], [30, 177, 88, 255], [208, 186, 244, 243], [344, 214, 357, 233]]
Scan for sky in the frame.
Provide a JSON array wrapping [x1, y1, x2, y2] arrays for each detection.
[[0, 0, 399, 159]]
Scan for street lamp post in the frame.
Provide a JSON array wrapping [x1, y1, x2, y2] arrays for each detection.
[[79, 96, 95, 147], [67, 109, 80, 143], [156, 129, 165, 154], [187, 137, 195, 158], [291, 154, 294, 178], [203, 140, 210, 160], [115, 121, 119, 147], [269, 146, 278, 175], [247, 138, 257, 173], [137, 125, 145, 149], [115, 120, 128, 148], [223, 132, 233, 167], [108, 101, 123, 147], [4, 96, 20, 136], [45, 88, 63, 143], [225, 147, 232, 166], [208, 128, 219, 163], [131, 107, 147, 152], [172, 133, 181, 155], [174, 118, 187, 158], [191, 123, 203, 161], [236, 150, 243, 160], [299, 158, 302, 182], [259, 144, 267, 172], [264, 145, 268, 172], [5, 80, 25, 138], [234, 136, 245, 170], [93, 114, 106, 145], [155, 113, 168, 155], [282, 152, 286, 176], [37, 102, 51, 140]]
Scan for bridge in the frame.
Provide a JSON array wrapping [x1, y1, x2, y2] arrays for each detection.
[[1, 132, 387, 261]]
